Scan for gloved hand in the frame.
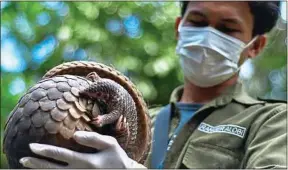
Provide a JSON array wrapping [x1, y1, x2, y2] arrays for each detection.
[[19, 131, 147, 169]]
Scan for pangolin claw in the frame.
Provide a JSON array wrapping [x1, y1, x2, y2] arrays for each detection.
[[115, 115, 129, 133], [90, 116, 104, 127], [114, 115, 130, 149]]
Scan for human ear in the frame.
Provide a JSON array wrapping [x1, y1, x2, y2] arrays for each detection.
[[175, 17, 182, 40], [247, 35, 267, 59]]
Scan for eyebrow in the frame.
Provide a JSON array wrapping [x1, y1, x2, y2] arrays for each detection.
[[221, 18, 243, 26], [187, 11, 207, 19]]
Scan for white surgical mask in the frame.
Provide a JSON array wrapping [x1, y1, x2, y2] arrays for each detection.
[[176, 26, 257, 87]]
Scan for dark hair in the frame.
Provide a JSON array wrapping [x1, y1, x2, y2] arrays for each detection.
[[180, 1, 281, 36]]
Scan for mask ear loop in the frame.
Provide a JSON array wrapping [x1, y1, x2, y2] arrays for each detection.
[[236, 36, 258, 78], [237, 36, 259, 66], [178, 9, 192, 32], [245, 36, 259, 49]]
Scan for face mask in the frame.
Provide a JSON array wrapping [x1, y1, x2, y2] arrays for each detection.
[[176, 26, 257, 87]]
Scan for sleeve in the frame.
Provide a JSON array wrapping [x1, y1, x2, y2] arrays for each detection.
[[242, 103, 287, 169]]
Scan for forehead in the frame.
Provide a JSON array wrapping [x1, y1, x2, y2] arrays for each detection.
[[185, 2, 253, 24]]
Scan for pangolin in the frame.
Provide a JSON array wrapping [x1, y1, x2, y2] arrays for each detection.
[[79, 71, 138, 151], [3, 61, 151, 169]]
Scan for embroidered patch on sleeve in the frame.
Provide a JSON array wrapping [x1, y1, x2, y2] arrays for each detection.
[[197, 122, 246, 138]]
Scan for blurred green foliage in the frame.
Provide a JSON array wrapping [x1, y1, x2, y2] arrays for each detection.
[[0, 2, 286, 168]]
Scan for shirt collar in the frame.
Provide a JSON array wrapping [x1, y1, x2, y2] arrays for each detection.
[[169, 82, 264, 108]]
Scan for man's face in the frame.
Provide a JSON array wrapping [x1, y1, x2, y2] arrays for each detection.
[[176, 1, 266, 59]]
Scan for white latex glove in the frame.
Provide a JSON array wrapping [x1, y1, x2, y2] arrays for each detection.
[[19, 131, 147, 169]]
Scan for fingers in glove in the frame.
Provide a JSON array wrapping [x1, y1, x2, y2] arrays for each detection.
[[73, 131, 119, 150], [20, 157, 65, 169], [29, 143, 82, 163]]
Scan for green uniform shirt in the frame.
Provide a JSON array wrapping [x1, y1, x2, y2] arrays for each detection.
[[144, 82, 287, 169]]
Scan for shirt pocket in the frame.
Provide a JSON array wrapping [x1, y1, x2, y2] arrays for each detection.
[[182, 141, 242, 169]]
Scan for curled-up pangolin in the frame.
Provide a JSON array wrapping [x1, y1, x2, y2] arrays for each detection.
[[79, 71, 138, 151], [3, 61, 151, 169]]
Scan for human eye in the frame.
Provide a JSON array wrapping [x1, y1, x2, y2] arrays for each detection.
[[188, 19, 208, 27], [218, 26, 241, 34]]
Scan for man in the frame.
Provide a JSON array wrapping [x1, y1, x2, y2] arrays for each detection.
[[20, 1, 286, 169]]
